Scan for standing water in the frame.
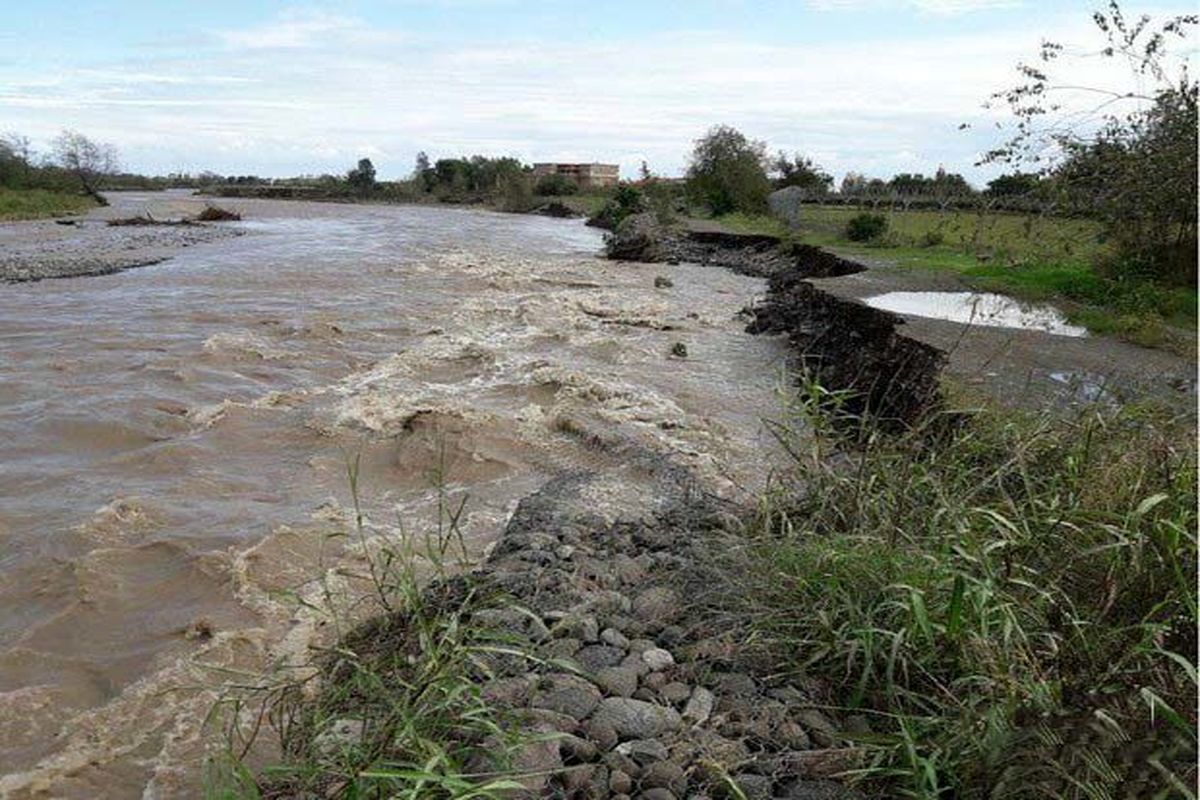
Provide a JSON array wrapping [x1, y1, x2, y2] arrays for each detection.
[[0, 192, 787, 797]]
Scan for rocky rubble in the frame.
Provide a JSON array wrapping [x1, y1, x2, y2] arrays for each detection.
[[331, 471, 869, 800], [0, 220, 243, 283]]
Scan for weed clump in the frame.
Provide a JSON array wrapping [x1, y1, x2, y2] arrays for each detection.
[[722, 381, 1197, 798], [844, 212, 888, 242]]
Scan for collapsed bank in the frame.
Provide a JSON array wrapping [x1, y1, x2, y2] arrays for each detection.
[[252, 230, 941, 799]]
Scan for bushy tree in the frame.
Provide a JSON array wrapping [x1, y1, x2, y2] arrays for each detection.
[[985, 172, 1041, 197], [772, 151, 833, 196], [347, 158, 377, 194], [685, 125, 771, 215], [983, 2, 1197, 286], [51, 129, 118, 203]]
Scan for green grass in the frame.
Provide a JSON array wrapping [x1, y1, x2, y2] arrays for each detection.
[[695, 206, 1197, 351], [205, 459, 550, 800], [720, 381, 1197, 798], [551, 191, 614, 218], [0, 187, 95, 220]]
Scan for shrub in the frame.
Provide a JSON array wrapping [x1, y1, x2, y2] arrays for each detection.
[[845, 212, 888, 242], [589, 185, 646, 230], [920, 229, 945, 247]]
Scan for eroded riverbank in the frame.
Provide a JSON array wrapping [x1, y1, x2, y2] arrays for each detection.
[[0, 194, 790, 798]]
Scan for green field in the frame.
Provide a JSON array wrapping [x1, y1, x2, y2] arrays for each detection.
[[709, 206, 1197, 352], [0, 188, 96, 220]]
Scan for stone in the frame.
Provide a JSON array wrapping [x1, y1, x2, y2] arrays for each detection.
[[313, 718, 364, 757], [629, 638, 659, 654], [654, 275, 674, 289], [669, 342, 688, 358], [559, 733, 599, 764], [778, 780, 868, 800], [642, 648, 675, 671], [682, 686, 715, 725], [561, 764, 596, 794], [616, 738, 669, 764], [632, 587, 679, 624], [594, 666, 640, 698], [606, 212, 663, 261], [577, 644, 626, 672], [603, 750, 642, 778], [639, 789, 675, 800], [592, 698, 683, 739], [532, 673, 602, 720], [659, 682, 691, 705], [643, 671, 667, 690], [715, 672, 757, 698], [542, 637, 583, 661], [523, 708, 580, 734], [610, 769, 634, 794], [472, 607, 550, 643], [613, 554, 648, 584], [601, 627, 630, 649], [510, 732, 564, 796], [584, 719, 620, 752], [729, 773, 772, 800], [768, 186, 806, 229], [779, 720, 812, 750], [480, 676, 533, 707], [659, 625, 684, 646], [690, 729, 751, 769], [553, 614, 600, 643], [795, 709, 839, 748], [620, 652, 652, 677], [642, 760, 687, 794]]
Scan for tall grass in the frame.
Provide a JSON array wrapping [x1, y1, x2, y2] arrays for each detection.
[[732, 380, 1197, 798], [0, 187, 95, 220], [205, 455, 548, 799]]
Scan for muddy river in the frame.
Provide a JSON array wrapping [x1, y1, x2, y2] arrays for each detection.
[[0, 192, 788, 797]]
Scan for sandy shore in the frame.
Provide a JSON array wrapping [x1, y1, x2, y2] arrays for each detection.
[[0, 192, 244, 283]]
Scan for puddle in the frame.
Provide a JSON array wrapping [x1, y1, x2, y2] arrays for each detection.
[[863, 291, 1087, 337]]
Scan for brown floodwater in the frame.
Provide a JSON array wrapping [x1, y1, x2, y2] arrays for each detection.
[[0, 191, 788, 798]]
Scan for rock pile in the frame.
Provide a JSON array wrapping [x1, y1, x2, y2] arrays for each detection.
[[429, 475, 867, 800]]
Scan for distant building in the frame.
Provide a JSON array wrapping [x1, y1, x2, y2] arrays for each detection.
[[532, 162, 620, 188]]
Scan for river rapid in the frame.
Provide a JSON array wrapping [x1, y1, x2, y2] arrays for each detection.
[[0, 192, 788, 797]]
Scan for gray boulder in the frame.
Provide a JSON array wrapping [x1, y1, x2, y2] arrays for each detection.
[[606, 212, 663, 261], [768, 186, 806, 229], [591, 697, 682, 738]]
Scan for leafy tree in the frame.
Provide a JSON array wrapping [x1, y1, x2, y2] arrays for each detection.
[[771, 151, 833, 196], [985, 172, 1041, 197], [347, 158, 377, 194], [51, 129, 118, 204], [685, 125, 771, 215], [983, 2, 1197, 286], [414, 151, 434, 192]]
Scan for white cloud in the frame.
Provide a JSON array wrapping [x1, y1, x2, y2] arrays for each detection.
[[0, 6, 1188, 182], [807, 0, 1022, 14]]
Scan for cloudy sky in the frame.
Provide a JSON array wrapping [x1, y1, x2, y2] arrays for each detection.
[[1, 1, 1193, 184]]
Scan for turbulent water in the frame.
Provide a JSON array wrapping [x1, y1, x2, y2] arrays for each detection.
[[0, 192, 788, 798]]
